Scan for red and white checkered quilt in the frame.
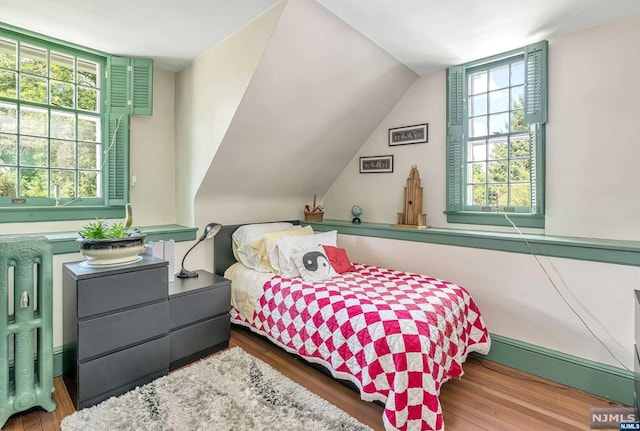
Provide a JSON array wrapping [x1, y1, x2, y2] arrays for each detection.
[[231, 263, 490, 431]]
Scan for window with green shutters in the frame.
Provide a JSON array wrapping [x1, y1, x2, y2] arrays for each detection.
[[446, 41, 547, 228], [0, 26, 152, 223]]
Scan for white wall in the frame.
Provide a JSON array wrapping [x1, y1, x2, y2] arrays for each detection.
[[174, 1, 287, 228], [324, 14, 640, 368]]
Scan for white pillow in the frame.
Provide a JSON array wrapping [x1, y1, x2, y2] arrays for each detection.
[[273, 230, 338, 277], [292, 245, 337, 282], [232, 222, 297, 271]]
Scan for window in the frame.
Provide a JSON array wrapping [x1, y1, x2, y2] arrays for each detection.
[[0, 26, 152, 223], [0, 35, 104, 205], [446, 41, 547, 228]]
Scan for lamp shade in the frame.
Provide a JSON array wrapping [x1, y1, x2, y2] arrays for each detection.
[[177, 222, 222, 279]]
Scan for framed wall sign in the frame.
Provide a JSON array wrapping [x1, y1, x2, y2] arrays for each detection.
[[389, 123, 428, 146], [360, 155, 393, 173]]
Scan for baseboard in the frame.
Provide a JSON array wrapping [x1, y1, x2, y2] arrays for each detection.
[[475, 333, 633, 406]]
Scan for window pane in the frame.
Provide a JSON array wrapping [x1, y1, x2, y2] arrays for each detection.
[[489, 89, 509, 114], [78, 142, 100, 169], [488, 112, 508, 135], [0, 71, 17, 98], [51, 139, 75, 168], [0, 102, 17, 133], [469, 162, 486, 183], [50, 52, 74, 82], [19, 136, 48, 167], [488, 184, 507, 206], [79, 170, 99, 197], [78, 115, 100, 142], [468, 139, 486, 161], [469, 94, 487, 117], [489, 65, 509, 90], [510, 183, 530, 206], [78, 87, 97, 111], [19, 106, 48, 136], [51, 110, 76, 140], [20, 74, 47, 104], [0, 38, 17, 69], [469, 116, 487, 138], [488, 161, 507, 182], [0, 166, 17, 196], [469, 184, 485, 206], [51, 169, 75, 197], [510, 136, 530, 157], [469, 71, 487, 95], [50, 80, 74, 108], [0, 134, 17, 164], [511, 61, 524, 86], [19, 168, 47, 197], [511, 85, 524, 109], [487, 137, 507, 160], [510, 159, 530, 181], [77, 59, 98, 88], [20, 44, 47, 76], [511, 110, 528, 132]]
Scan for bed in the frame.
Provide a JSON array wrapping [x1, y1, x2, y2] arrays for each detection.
[[213, 222, 490, 431]]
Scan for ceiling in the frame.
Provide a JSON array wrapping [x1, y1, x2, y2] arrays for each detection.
[[1, 0, 640, 74]]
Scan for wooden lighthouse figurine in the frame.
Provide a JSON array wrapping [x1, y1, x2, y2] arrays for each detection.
[[394, 164, 428, 228]]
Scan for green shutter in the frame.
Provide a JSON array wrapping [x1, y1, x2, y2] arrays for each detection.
[[106, 113, 129, 206], [531, 123, 545, 215], [524, 40, 548, 124], [106, 56, 130, 114], [106, 56, 153, 115], [131, 58, 153, 115], [446, 65, 465, 212]]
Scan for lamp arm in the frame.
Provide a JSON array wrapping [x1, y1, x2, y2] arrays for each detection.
[[180, 237, 204, 272]]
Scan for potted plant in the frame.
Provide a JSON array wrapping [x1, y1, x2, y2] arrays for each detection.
[[77, 218, 146, 265]]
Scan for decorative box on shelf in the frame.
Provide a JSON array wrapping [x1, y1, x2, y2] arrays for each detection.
[[304, 211, 324, 222]]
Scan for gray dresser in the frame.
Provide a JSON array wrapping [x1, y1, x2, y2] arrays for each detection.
[[169, 270, 231, 370], [63, 255, 170, 409]]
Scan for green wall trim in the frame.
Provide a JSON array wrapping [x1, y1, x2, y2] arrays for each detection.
[[304, 219, 640, 267], [476, 333, 633, 405], [0, 206, 126, 224], [1, 224, 197, 255]]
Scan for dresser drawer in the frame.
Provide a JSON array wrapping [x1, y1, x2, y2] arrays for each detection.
[[170, 313, 230, 364], [78, 336, 169, 402], [78, 301, 169, 361], [170, 283, 230, 330], [78, 267, 167, 318]]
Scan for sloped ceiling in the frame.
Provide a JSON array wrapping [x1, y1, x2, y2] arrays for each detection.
[[193, 0, 417, 224]]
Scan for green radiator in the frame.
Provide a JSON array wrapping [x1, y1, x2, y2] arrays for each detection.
[[0, 236, 56, 427]]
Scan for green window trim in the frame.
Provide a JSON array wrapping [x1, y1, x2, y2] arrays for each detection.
[[446, 41, 548, 226], [0, 24, 153, 224]]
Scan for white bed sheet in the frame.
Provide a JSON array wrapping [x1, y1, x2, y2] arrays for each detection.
[[224, 262, 274, 324]]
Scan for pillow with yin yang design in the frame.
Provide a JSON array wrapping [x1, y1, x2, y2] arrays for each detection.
[[291, 245, 337, 282]]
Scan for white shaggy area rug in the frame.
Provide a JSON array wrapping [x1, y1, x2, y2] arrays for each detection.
[[61, 347, 372, 431]]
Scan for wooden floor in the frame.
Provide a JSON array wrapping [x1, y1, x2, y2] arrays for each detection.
[[3, 326, 621, 431]]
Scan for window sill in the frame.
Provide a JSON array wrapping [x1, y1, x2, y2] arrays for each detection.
[[0, 205, 127, 224], [303, 219, 640, 267], [445, 211, 545, 228], [2, 224, 197, 255]]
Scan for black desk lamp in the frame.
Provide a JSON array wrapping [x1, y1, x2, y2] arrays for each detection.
[[177, 222, 222, 278]]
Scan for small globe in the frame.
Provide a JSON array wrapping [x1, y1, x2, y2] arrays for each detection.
[[351, 205, 362, 218]]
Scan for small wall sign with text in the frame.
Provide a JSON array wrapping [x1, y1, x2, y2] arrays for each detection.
[[389, 123, 428, 146], [360, 155, 393, 173]]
